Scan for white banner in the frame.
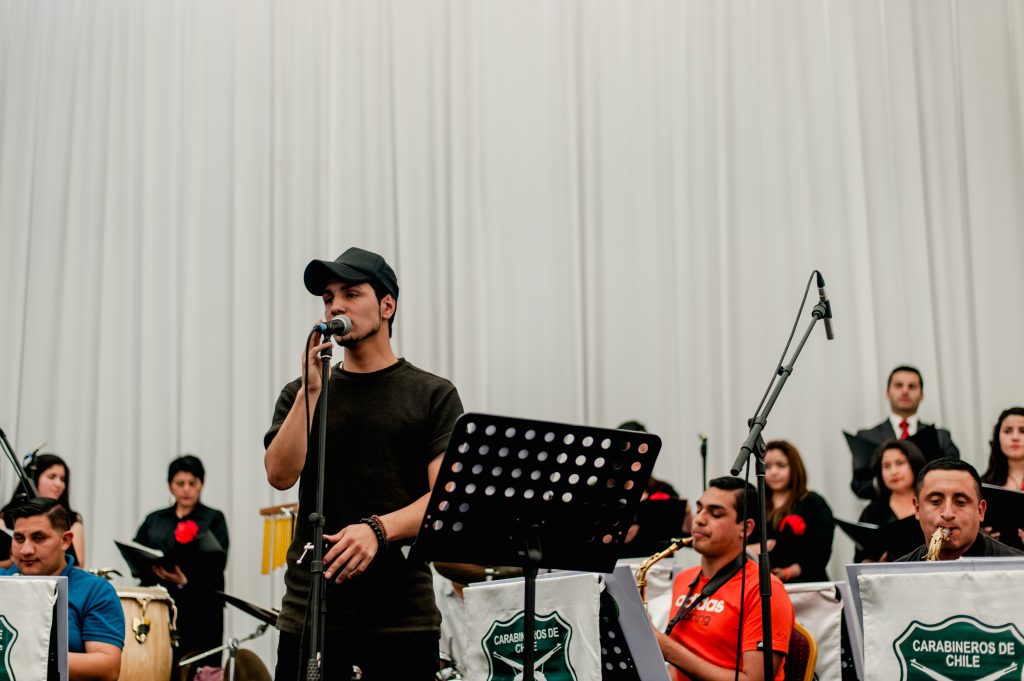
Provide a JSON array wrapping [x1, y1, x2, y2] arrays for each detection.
[[860, 568, 1024, 680], [785, 582, 844, 681], [463, 573, 601, 681], [0, 578, 58, 681]]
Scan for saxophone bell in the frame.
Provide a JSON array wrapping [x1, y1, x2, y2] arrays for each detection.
[[925, 526, 952, 561]]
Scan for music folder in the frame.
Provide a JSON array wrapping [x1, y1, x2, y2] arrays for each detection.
[[836, 516, 924, 561], [981, 483, 1024, 551], [115, 532, 226, 579], [843, 425, 946, 470]]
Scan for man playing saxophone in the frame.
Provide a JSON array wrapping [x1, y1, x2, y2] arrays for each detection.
[[654, 477, 794, 681], [898, 459, 1024, 561]]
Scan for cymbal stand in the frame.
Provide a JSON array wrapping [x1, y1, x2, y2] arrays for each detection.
[[179, 623, 269, 680]]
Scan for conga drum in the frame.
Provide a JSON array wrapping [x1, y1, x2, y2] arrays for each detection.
[[117, 586, 178, 681]]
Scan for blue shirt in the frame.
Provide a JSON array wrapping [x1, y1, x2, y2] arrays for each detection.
[[2, 555, 124, 652]]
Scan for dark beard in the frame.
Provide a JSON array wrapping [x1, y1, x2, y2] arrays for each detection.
[[336, 310, 383, 347]]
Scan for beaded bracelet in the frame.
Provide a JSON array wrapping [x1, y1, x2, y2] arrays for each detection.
[[370, 514, 389, 545], [361, 516, 389, 549]]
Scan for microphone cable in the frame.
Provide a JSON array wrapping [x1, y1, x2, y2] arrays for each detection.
[[735, 270, 819, 680], [749, 271, 818, 423]]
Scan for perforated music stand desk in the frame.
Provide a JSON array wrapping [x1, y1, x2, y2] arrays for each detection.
[[413, 413, 662, 681]]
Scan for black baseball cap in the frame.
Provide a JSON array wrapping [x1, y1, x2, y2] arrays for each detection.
[[303, 247, 399, 301]]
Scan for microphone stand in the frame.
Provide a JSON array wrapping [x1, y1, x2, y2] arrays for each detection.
[[729, 297, 830, 681], [0, 427, 38, 501], [699, 435, 708, 490], [306, 337, 333, 681]]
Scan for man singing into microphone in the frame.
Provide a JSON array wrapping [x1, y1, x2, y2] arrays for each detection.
[[264, 247, 464, 680]]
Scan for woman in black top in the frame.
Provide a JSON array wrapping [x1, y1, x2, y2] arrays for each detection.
[[763, 440, 834, 583], [134, 455, 229, 674], [980, 407, 1024, 546], [856, 439, 926, 562], [981, 407, 1024, 490], [2, 453, 86, 567]]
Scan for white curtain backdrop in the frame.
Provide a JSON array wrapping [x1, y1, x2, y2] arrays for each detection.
[[2, 0, 1023, 669]]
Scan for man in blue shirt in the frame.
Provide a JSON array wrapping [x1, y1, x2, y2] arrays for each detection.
[[2, 497, 124, 681]]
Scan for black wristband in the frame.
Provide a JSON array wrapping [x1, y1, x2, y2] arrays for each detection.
[[361, 516, 388, 549]]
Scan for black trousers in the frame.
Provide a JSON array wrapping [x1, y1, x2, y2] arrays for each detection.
[[274, 628, 440, 681], [174, 597, 225, 675]]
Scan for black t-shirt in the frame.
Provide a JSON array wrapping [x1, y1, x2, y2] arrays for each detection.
[[264, 359, 463, 635]]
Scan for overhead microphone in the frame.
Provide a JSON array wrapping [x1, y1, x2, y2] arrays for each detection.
[[815, 271, 835, 340], [313, 315, 352, 337]]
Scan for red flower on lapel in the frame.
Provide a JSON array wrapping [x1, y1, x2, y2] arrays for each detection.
[[779, 514, 806, 536], [174, 519, 200, 544]]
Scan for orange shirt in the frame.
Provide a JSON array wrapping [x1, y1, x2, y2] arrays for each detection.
[[666, 559, 794, 681]]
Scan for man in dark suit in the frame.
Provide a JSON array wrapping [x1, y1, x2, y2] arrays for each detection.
[[851, 365, 960, 499]]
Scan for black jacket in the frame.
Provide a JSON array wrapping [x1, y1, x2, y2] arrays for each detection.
[[851, 419, 960, 499]]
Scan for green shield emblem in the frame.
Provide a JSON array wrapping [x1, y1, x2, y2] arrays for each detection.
[[480, 611, 577, 681], [0, 614, 19, 681], [894, 615, 1024, 680]]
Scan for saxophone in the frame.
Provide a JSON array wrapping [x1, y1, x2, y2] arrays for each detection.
[[925, 527, 951, 560], [635, 537, 693, 608]]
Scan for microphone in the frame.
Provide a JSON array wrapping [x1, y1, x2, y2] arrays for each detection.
[[313, 315, 352, 337], [815, 272, 835, 340]]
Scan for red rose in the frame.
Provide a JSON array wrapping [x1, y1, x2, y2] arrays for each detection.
[[174, 520, 200, 544], [779, 514, 806, 536], [648, 492, 672, 501]]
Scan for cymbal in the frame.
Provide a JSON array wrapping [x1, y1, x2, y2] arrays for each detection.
[[215, 591, 279, 626]]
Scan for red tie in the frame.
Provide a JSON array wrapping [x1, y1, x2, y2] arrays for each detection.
[[899, 419, 910, 439]]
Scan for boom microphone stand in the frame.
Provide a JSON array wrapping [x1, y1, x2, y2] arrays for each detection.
[[729, 271, 834, 681], [0, 426, 38, 500], [699, 435, 708, 490]]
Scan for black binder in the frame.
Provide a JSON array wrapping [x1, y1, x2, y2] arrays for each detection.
[[836, 516, 924, 561], [982, 483, 1024, 551], [115, 532, 226, 580], [844, 425, 947, 471]]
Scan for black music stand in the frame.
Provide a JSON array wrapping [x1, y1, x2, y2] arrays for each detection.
[[413, 413, 662, 681]]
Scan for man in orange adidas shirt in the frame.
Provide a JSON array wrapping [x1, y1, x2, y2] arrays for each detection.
[[654, 477, 794, 681]]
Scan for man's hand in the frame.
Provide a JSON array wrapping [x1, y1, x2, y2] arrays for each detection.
[[323, 523, 379, 583], [303, 325, 333, 394], [656, 627, 784, 681], [152, 564, 187, 586], [264, 328, 333, 490]]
